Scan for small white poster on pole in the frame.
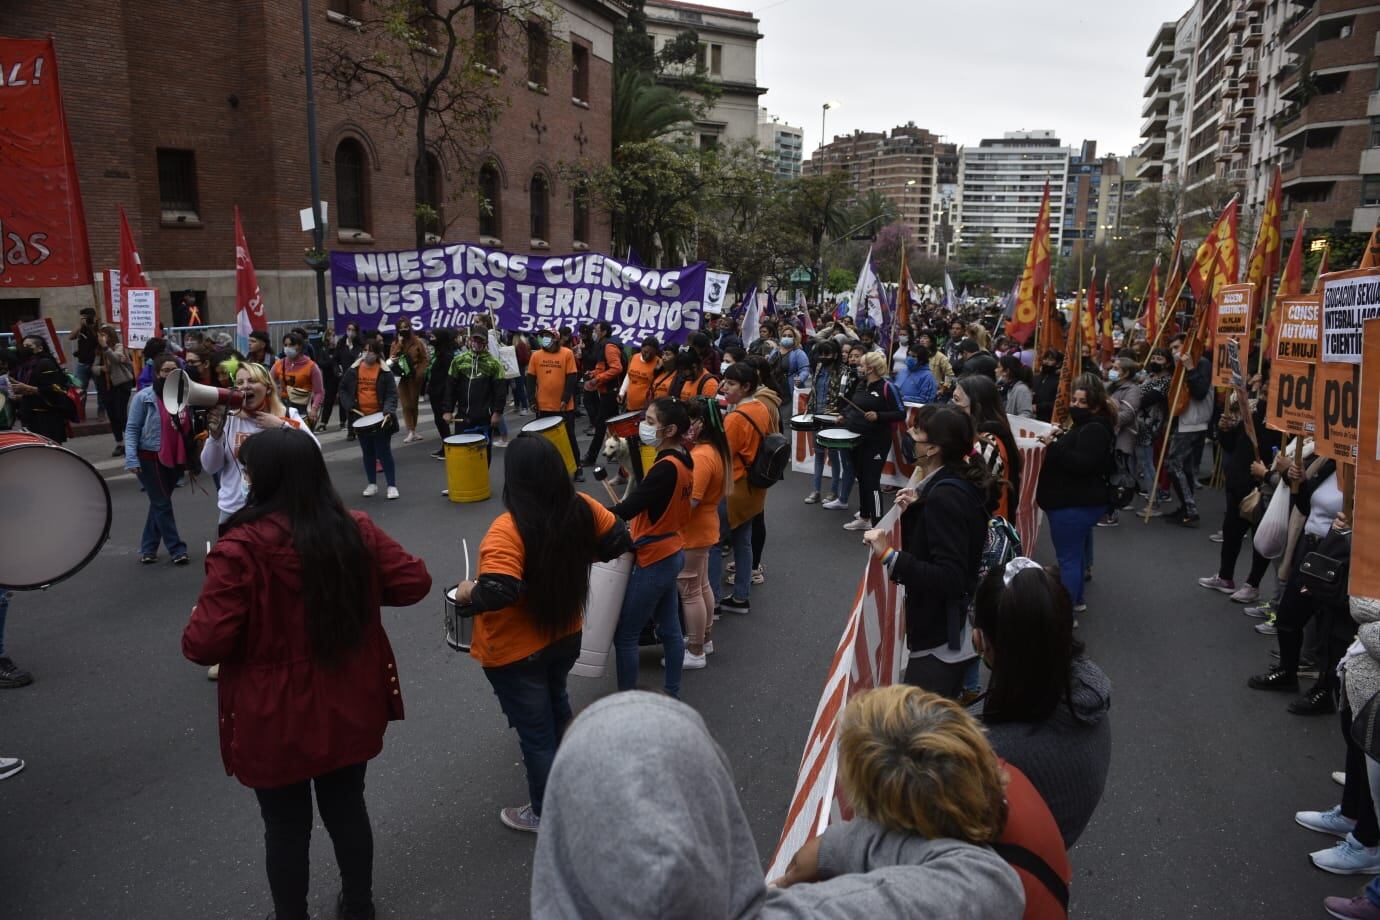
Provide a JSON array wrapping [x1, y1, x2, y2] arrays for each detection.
[[125, 287, 158, 349], [298, 202, 330, 232]]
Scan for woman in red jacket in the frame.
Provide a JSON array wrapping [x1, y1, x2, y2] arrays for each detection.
[[182, 427, 431, 920]]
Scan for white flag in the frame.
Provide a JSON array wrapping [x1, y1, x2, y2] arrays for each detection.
[[703, 270, 732, 315], [850, 247, 876, 321], [943, 272, 956, 308]]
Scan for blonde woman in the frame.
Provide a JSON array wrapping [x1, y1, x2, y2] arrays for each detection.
[[841, 350, 904, 530], [202, 361, 319, 524]]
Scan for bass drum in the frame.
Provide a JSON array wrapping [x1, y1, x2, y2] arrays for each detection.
[[0, 432, 113, 589]]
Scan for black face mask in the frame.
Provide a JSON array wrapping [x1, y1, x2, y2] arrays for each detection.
[[1069, 407, 1092, 425], [1150, 363, 1168, 373]]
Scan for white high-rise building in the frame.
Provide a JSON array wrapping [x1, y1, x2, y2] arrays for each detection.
[[957, 131, 1072, 251], [757, 108, 803, 179]]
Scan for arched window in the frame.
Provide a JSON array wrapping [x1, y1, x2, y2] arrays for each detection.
[[423, 151, 444, 239], [335, 139, 369, 233], [478, 161, 502, 240], [530, 173, 550, 242]]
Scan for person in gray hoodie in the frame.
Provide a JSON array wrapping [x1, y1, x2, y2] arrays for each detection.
[[972, 558, 1113, 848], [532, 692, 1024, 920]]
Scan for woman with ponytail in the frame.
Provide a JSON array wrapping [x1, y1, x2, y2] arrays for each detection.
[[862, 405, 992, 698], [678, 398, 733, 667], [182, 427, 433, 920], [459, 434, 632, 834]]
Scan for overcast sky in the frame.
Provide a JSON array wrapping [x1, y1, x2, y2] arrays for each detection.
[[709, 0, 1190, 159]]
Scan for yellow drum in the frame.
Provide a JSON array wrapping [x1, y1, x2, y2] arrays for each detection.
[[639, 443, 659, 474], [444, 434, 490, 503], [523, 416, 576, 475]]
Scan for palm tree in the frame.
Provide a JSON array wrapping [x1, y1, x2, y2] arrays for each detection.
[[612, 70, 694, 151]]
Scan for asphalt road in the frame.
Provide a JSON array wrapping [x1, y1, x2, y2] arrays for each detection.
[[0, 411, 1354, 918]]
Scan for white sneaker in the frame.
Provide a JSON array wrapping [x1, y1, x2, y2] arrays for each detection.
[[704, 641, 715, 655], [821, 498, 848, 510], [0, 756, 24, 781], [752, 565, 765, 585], [363, 483, 379, 497], [665, 651, 707, 670], [207, 664, 220, 681], [803, 491, 821, 504], [843, 518, 871, 531], [386, 486, 400, 500], [1335, 771, 1348, 787]]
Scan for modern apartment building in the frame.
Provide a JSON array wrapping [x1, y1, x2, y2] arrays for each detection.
[[804, 124, 958, 255], [1062, 143, 1146, 258], [757, 108, 804, 179], [956, 131, 1072, 252], [646, 0, 765, 149]]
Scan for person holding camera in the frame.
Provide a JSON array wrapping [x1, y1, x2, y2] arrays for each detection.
[[67, 306, 100, 415]]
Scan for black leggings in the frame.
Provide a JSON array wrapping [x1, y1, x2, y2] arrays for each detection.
[[253, 761, 372, 920], [319, 377, 340, 428], [1219, 491, 1271, 586], [1342, 707, 1380, 846], [1277, 537, 1352, 694], [107, 382, 132, 443], [428, 388, 451, 440], [584, 391, 618, 463], [853, 443, 887, 524]]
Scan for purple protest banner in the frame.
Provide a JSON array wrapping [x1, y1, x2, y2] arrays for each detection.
[[330, 243, 707, 344]]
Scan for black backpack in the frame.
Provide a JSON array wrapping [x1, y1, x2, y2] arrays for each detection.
[[735, 409, 790, 488]]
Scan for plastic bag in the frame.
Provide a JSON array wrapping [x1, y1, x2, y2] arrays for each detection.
[[1253, 483, 1292, 559]]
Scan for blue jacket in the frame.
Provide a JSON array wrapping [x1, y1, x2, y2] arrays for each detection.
[[124, 386, 164, 468], [782, 347, 810, 389], [897, 365, 937, 403]]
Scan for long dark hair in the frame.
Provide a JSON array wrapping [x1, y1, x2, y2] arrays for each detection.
[[503, 435, 598, 637], [957, 374, 1022, 486], [227, 428, 373, 667], [685, 396, 733, 496], [998, 354, 1032, 387], [972, 562, 1086, 724], [1073, 372, 1116, 423], [914, 405, 994, 504]]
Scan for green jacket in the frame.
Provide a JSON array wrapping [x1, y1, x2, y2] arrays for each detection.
[[446, 349, 508, 422]]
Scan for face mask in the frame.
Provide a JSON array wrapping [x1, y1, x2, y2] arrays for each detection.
[[638, 420, 663, 445], [363, 353, 379, 365], [1107, 369, 1121, 382], [283, 347, 298, 359], [780, 338, 795, 349], [906, 357, 919, 372], [1041, 363, 1055, 372], [720, 361, 733, 374], [1150, 363, 1167, 373], [539, 336, 554, 349], [240, 476, 253, 502], [898, 336, 910, 346], [1070, 407, 1092, 424]]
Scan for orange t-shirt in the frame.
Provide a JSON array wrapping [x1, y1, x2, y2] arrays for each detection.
[[630, 452, 694, 566], [685, 442, 726, 549], [527, 347, 577, 412], [650, 369, 676, 400], [624, 353, 658, 411], [356, 363, 381, 416], [672, 371, 719, 400], [470, 493, 616, 668], [724, 399, 772, 482]]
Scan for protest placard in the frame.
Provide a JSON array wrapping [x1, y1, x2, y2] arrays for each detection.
[[1212, 283, 1253, 388], [124, 287, 158, 350]]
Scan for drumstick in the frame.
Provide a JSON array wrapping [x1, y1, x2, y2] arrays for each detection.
[[599, 479, 622, 504]]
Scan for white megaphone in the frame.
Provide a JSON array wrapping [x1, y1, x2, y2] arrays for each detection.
[[161, 369, 247, 414]]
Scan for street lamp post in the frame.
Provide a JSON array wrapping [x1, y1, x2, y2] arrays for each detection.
[[301, 0, 330, 330]]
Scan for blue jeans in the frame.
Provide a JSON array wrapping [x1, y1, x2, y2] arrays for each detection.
[[708, 499, 727, 604], [135, 461, 186, 557], [358, 430, 396, 487], [1046, 505, 1103, 606], [614, 550, 685, 698], [812, 446, 840, 494], [482, 633, 580, 816], [511, 379, 529, 411], [717, 500, 754, 604]]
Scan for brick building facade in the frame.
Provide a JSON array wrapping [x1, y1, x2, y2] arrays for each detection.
[[3, 0, 621, 331]]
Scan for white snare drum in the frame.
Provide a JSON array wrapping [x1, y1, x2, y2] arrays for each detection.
[[352, 412, 387, 435], [815, 428, 861, 451], [444, 585, 473, 653], [0, 432, 112, 589]]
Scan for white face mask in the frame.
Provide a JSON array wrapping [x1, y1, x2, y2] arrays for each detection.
[[1108, 369, 1121, 382], [283, 347, 298, 359], [638, 420, 663, 446], [721, 361, 733, 374], [240, 476, 252, 501], [898, 336, 909, 346]]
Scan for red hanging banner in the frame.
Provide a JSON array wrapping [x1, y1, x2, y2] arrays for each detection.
[[0, 37, 92, 288]]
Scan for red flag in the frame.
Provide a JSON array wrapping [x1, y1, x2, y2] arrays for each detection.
[[1246, 166, 1283, 326], [118, 207, 154, 338], [1187, 198, 1240, 306], [1142, 258, 1162, 343], [1101, 273, 1114, 361], [1311, 243, 1330, 294], [0, 37, 93, 289], [1265, 212, 1307, 359], [1081, 266, 1099, 347], [234, 206, 267, 350], [1005, 181, 1052, 345], [1054, 289, 1082, 426]]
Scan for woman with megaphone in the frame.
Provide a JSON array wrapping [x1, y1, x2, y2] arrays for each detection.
[[201, 360, 319, 525]]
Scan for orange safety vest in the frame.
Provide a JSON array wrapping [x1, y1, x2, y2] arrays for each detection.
[[630, 451, 693, 566]]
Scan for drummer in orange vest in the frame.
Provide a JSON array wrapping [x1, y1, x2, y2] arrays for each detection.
[[525, 326, 584, 482], [618, 337, 661, 481], [272, 332, 324, 427]]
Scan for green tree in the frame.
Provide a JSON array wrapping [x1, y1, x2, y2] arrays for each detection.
[[786, 172, 857, 301], [825, 266, 857, 295], [574, 140, 707, 266], [695, 143, 804, 296], [871, 221, 912, 283]]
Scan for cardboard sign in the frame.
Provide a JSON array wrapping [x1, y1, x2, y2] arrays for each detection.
[[1317, 360, 1360, 462], [1321, 268, 1380, 364], [1274, 294, 1321, 363], [1350, 317, 1380, 599], [1268, 361, 1317, 436], [103, 268, 122, 325], [10, 317, 64, 364], [1212, 283, 1253, 388], [124, 287, 158, 349]]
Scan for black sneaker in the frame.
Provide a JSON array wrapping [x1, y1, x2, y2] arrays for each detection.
[[1289, 687, 1336, 716], [1170, 511, 1200, 528], [337, 890, 376, 920], [111, 444, 124, 457], [0, 657, 34, 689], [572, 468, 585, 483], [431, 448, 445, 460], [721, 597, 750, 615], [1247, 668, 1299, 692]]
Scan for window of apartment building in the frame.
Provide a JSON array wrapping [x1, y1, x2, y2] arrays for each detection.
[[328, 0, 365, 21], [157, 148, 200, 222], [572, 42, 590, 103], [475, 4, 500, 71], [478, 160, 502, 240], [527, 20, 549, 88], [700, 133, 719, 150], [335, 139, 369, 234], [530, 173, 550, 242], [1363, 176, 1380, 207], [1370, 117, 1380, 149], [696, 42, 722, 75]]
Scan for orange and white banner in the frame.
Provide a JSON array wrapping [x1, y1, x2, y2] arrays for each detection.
[[1351, 317, 1380, 599]]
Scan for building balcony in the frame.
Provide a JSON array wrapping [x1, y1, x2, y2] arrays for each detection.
[[1137, 135, 1167, 160], [1361, 147, 1380, 175], [1369, 90, 1380, 118], [1353, 206, 1380, 233], [1242, 21, 1263, 46], [1223, 78, 1240, 98], [1285, 5, 1360, 57], [1141, 111, 1169, 136], [1143, 89, 1171, 117]]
